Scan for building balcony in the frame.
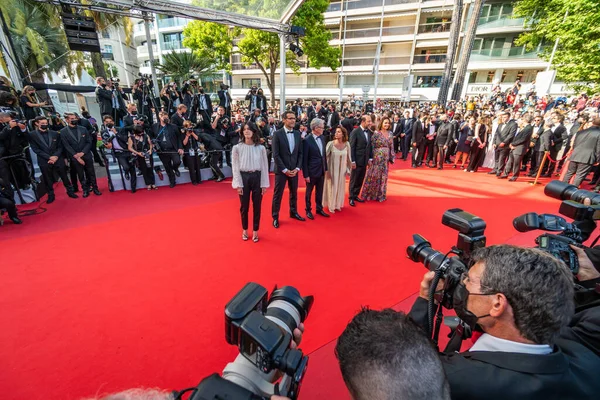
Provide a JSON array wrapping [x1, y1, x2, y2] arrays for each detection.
[[163, 40, 184, 50], [157, 17, 190, 29], [417, 22, 451, 34], [470, 46, 547, 61], [343, 56, 411, 66], [137, 44, 158, 58], [134, 22, 154, 36], [478, 15, 525, 30], [413, 54, 447, 64], [101, 52, 114, 60], [343, 25, 415, 39], [326, 0, 419, 13]]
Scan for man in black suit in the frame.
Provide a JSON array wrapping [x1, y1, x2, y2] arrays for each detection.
[[525, 116, 545, 176], [101, 115, 137, 191], [197, 131, 226, 182], [401, 109, 414, 161], [341, 111, 355, 136], [217, 83, 232, 118], [291, 98, 304, 120], [433, 114, 452, 169], [302, 118, 329, 220], [151, 111, 184, 188], [60, 113, 101, 198], [29, 116, 77, 203], [95, 77, 113, 118], [411, 112, 427, 168], [271, 110, 305, 228], [500, 114, 533, 181], [170, 104, 188, 130], [562, 117, 600, 188], [391, 114, 403, 157], [546, 113, 567, 177], [196, 88, 213, 130], [410, 244, 600, 400], [325, 104, 340, 135], [489, 111, 517, 175], [348, 115, 372, 206], [424, 115, 438, 167]]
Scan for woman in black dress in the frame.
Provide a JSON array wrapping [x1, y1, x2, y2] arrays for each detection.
[[466, 116, 490, 172], [453, 117, 475, 169], [127, 125, 157, 192], [19, 85, 46, 121]]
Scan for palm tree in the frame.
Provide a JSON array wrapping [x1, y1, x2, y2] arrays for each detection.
[[156, 51, 218, 84]]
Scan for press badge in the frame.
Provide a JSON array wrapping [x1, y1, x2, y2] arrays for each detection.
[[189, 148, 196, 156], [220, 130, 226, 137]]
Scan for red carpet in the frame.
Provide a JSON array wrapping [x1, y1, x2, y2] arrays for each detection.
[[0, 164, 581, 399]]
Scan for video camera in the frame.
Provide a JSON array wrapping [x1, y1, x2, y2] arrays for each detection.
[[512, 180, 600, 275], [182, 282, 313, 400]]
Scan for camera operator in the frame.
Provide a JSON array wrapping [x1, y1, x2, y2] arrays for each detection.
[[229, 114, 244, 149], [108, 79, 127, 126], [132, 77, 154, 123], [212, 106, 232, 166], [160, 83, 182, 116], [170, 104, 188, 129], [409, 245, 600, 399], [0, 111, 31, 190], [60, 113, 102, 198], [95, 77, 114, 119], [101, 115, 136, 191], [29, 116, 77, 202], [0, 177, 21, 225], [181, 79, 197, 123], [150, 111, 183, 188], [246, 86, 261, 114], [197, 128, 226, 182], [561, 117, 600, 188], [218, 83, 232, 118], [128, 125, 157, 191], [196, 86, 213, 129], [182, 120, 202, 185]]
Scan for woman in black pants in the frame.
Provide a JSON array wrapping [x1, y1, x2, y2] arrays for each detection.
[[466, 116, 490, 173], [128, 125, 157, 192], [231, 122, 270, 242], [182, 121, 202, 185]]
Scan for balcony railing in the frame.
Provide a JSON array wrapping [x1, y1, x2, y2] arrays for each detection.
[[418, 22, 451, 34], [413, 54, 447, 64], [134, 23, 153, 33], [137, 44, 158, 57], [470, 46, 547, 60], [478, 15, 525, 29], [157, 17, 190, 29], [327, 0, 419, 12], [343, 56, 411, 66], [101, 52, 114, 60], [163, 40, 183, 50], [343, 25, 414, 39]]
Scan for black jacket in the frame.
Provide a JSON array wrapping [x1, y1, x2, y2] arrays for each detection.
[[495, 120, 518, 146], [95, 86, 113, 116], [349, 127, 373, 168], [302, 134, 327, 178], [412, 119, 427, 145], [568, 126, 600, 165], [341, 117, 355, 135], [550, 124, 567, 152], [272, 127, 303, 174], [60, 125, 92, 157], [150, 123, 182, 151], [170, 112, 187, 129], [29, 129, 63, 161], [218, 90, 232, 108], [510, 124, 533, 155], [326, 111, 340, 130], [409, 297, 600, 400], [531, 124, 545, 151], [436, 121, 453, 147], [197, 131, 223, 151]]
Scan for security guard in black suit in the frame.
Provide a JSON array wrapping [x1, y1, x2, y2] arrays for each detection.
[[60, 113, 102, 198], [151, 111, 183, 188], [29, 116, 77, 203]]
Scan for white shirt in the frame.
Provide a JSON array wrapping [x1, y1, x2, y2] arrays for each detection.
[[470, 333, 553, 355], [362, 127, 369, 143], [285, 129, 295, 153], [312, 133, 323, 156], [231, 143, 270, 189]]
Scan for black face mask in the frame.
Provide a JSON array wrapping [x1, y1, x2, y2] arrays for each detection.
[[39, 124, 48, 131], [131, 111, 138, 116], [69, 120, 78, 126], [162, 118, 169, 124], [452, 281, 491, 330], [106, 123, 114, 129]]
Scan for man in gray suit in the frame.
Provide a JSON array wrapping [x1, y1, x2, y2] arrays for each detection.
[[500, 114, 533, 181], [562, 117, 600, 188], [488, 111, 518, 176]]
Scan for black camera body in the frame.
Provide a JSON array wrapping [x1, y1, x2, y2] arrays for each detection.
[[535, 234, 580, 274]]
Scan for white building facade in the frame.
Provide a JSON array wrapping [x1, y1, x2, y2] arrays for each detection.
[[98, 25, 139, 86]]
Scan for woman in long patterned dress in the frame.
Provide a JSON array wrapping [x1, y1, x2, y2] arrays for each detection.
[[324, 126, 353, 213], [361, 117, 395, 202]]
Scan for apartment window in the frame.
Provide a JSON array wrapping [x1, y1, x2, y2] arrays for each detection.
[[468, 72, 478, 84], [57, 91, 74, 103], [163, 33, 182, 43], [103, 44, 113, 54], [242, 79, 261, 88], [486, 71, 495, 83], [413, 76, 442, 88], [102, 31, 110, 39]]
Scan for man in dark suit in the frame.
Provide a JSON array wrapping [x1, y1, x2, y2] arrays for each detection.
[[410, 244, 600, 400], [401, 109, 414, 161], [341, 112, 355, 135], [433, 114, 452, 169], [489, 111, 517, 175], [29, 116, 77, 203], [151, 111, 184, 188], [391, 114, 403, 157], [60, 113, 101, 198], [170, 104, 188, 130], [325, 104, 340, 134], [217, 83, 232, 118], [411, 112, 427, 168], [500, 114, 533, 181], [101, 115, 137, 191], [271, 110, 305, 228], [196, 88, 213, 130], [562, 117, 600, 188], [546, 113, 567, 177], [95, 77, 113, 118], [291, 98, 304, 120], [348, 115, 372, 207], [302, 118, 329, 220], [197, 131, 226, 182], [525, 116, 545, 177]]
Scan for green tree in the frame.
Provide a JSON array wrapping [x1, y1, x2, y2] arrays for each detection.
[[156, 51, 218, 84], [183, 0, 341, 106], [85, 62, 118, 79], [514, 0, 600, 93]]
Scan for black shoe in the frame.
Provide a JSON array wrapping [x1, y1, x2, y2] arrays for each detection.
[[411, 164, 417, 168], [73, 187, 80, 193], [349, 199, 356, 207], [498, 175, 508, 179], [137, 171, 143, 176], [290, 213, 306, 221], [169, 182, 176, 188], [317, 210, 330, 218], [93, 188, 102, 196], [306, 211, 314, 220], [216, 176, 225, 182], [437, 167, 443, 170], [47, 193, 55, 204], [508, 177, 518, 182], [174, 169, 181, 177], [273, 219, 280, 228], [125, 172, 130, 180], [83, 190, 90, 198], [67, 192, 78, 199], [10, 217, 22, 224], [487, 171, 497, 175], [355, 197, 365, 203], [192, 182, 198, 186], [98, 160, 106, 167], [131, 188, 137, 193]]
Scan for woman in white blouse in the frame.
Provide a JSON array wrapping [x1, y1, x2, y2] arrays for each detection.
[[231, 122, 270, 242]]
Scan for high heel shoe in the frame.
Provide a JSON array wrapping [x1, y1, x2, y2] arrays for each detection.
[[253, 233, 259, 243], [242, 232, 248, 241]]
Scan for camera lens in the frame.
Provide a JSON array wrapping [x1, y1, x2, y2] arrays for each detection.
[[407, 234, 447, 271], [264, 287, 313, 336]]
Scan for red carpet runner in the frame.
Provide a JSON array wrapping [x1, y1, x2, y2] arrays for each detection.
[[0, 164, 579, 399]]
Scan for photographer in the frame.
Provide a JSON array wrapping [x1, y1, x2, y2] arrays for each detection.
[[150, 111, 183, 188], [409, 245, 600, 399], [218, 83, 232, 118], [196, 86, 213, 129], [182, 120, 202, 185], [0, 177, 21, 225], [170, 104, 188, 129], [95, 77, 114, 119], [197, 129, 226, 182], [127, 125, 156, 191], [29, 116, 77, 202], [0, 110, 31, 191], [160, 83, 181, 116], [101, 115, 136, 191], [246, 86, 261, 114], [211, 106, 232, 166], [132, 77, 154, 123], [76, 111, 104, 168]]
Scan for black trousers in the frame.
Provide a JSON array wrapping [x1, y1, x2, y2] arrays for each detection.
[[71, 153, 98, 190], [522, 148, 533, 172], [209, 152, 225, 179], [393, 136, 400, 155], [158, 152, 181, 184], [547, 149, 560, 175], [69, 158, 81, 190], [535, 151, 549, 176], [38, 157, 73, 194], [114, 151, 136, 190], [503, 151, 526, 177], [467, 145, 485, 172], [183, 153, 202, 184], [402, 135, 412, 160], [239, 171, 263, 231], [305, 175, 325, 213], [424, 139, 435, 163], [433, 144, 446, 168], [445, 141, 457, 162], [527, 149, 539, 175], [563, 161, 593, 188], [349, 165, 367, 200], [272, 173, 298, 219], [0, 196, 17, 219], [412, 141, 426, 166], [0, 160, 14, 199], [136, 155, 155, 186], [493, 147, 510, 174]]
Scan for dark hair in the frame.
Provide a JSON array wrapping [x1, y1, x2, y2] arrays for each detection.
[[0, 91, 17, 107], [336, 308, 450, 400], [282, 111, 296, 121], [377, 117, 391, 131], [103, 115, 114, 122], [133, 125, 144, 135], [34, 116, 48, 124], [473, 245, 574, 344], [335, 126, 349, 142], [240, 122, 262, 144]]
